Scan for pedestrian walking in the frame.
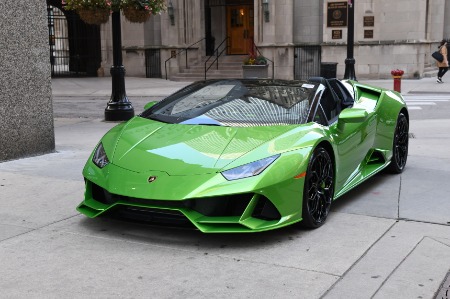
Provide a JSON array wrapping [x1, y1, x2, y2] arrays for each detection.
[[437, 40, 449, 83]]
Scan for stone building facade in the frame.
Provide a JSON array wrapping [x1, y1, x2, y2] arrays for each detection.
[[0, 1, 54, 161], [321, 0, 450, 79], [94, 0, 450, 80]]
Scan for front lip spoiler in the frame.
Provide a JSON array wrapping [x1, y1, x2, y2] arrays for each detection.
[[77, 187, 299, 233]]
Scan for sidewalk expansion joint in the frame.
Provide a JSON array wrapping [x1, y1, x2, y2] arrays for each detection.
[[319, 221, 398, 298], [434, 270, 450, 299], [372, 236, 441, 299], [0, 214, 80, 244]]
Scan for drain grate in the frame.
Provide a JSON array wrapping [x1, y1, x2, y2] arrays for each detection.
[[409, 133, 416, 139], [435, 271, 450, 299]]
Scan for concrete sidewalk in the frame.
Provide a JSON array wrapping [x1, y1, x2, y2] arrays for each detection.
[[1, 76, 449, 298], [50, 76, 450, 98], [52, 77, 450, 119], [52, 77, 191, 98], [51, 76, 450, 119]]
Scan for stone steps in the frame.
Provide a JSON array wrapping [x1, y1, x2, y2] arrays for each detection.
[[170, 55, 246, 82]]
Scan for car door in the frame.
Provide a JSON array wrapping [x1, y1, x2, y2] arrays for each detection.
[[320, 85, 377, 192]]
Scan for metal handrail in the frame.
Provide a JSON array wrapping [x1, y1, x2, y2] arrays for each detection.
[[251, 41, 275, 80], [165, 37, 206, 80], [204, 37, 229, 81]]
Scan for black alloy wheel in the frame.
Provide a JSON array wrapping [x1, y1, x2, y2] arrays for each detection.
[[387, 113, 409, 174], [301, 146, 334, 228]]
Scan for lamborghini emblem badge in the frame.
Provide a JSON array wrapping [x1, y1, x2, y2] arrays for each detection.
[[148, 176, 157, 183]]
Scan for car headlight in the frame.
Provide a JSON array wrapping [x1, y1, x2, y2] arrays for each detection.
[[221, 154, 280, 181], [92, 142, 109, 168]]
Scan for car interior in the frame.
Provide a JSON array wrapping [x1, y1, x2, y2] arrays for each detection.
[[309, 77, 354, 124]]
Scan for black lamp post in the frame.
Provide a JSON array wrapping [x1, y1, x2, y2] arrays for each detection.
[[104, 11, 134, 121], [344, 0, 357, 80]]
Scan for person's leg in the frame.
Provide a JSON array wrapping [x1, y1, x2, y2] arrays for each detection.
[[442, 67, 449, 78], [438, 68, 444, 82]]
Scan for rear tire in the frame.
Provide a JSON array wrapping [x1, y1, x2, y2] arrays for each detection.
[[387, 113, 409, 174], [301, 146, 334, 229]]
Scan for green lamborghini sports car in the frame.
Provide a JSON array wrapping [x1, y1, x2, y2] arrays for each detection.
[[77, 78, 409, 233]]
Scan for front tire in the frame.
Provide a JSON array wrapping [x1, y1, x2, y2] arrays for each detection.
[[301, 146, 334, 229], [387, 112, 409, 174]]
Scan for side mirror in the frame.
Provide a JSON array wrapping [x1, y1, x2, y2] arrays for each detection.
[[143, 101, 158, 110], [337, 108, 368, 131], [338, 108, 368, 123]]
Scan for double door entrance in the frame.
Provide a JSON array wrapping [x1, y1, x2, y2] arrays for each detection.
[[205, 0, 255, 55], [226, 5, 254, 55]]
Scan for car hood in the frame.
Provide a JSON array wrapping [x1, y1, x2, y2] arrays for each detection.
[[107, 117, 298, 175]]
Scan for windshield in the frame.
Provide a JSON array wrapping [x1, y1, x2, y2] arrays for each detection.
[[141, 79, 317, 127]]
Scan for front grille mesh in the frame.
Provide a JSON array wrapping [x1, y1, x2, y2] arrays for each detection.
[[112, 206, 192, 227]]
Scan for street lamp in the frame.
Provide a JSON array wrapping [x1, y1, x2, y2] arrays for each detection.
[[104, 11, 134, 121], [344, 0, 357, 80]]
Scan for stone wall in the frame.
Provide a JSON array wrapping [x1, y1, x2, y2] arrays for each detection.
[[293, 0, 323, 44], [0, 1, 54, 161], [321, 0, 447, 79], [322, 42, 435, 79]]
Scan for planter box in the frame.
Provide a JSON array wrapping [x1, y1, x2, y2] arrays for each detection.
[[242, 64, 269, 79]]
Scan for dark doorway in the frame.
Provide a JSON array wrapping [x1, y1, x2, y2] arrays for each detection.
[[47, 0, 101, 77]]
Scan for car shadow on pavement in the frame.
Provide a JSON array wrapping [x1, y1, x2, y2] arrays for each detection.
[[330, 171, 400, 220], [72, 170, 399, 250], [76, 214, 314, 250]]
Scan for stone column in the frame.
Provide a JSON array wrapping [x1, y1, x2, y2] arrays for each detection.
[[258, 0, 294, 80], [0, 1, 54, 161]]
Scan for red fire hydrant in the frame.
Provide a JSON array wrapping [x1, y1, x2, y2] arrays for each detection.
[[391, 69, 404, 93]]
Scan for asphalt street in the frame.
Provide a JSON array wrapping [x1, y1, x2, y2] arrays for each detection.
[[0, 76, 449, 298]]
